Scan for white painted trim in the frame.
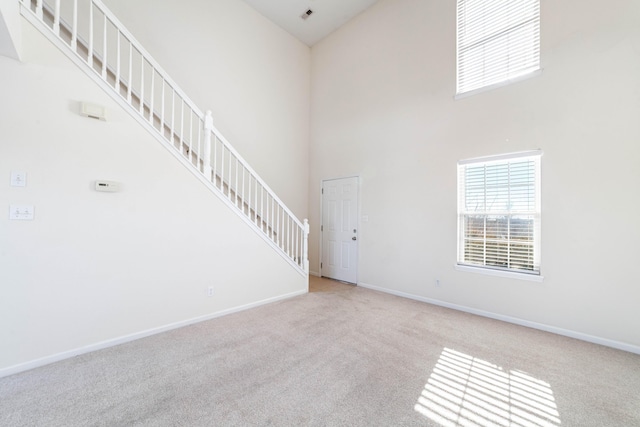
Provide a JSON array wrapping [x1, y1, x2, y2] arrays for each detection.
[[0, 289, 307, 378], [455, 264, 544, 283], [455, 69, 543, 100], [357, 281, 640, 355], [309, 270, 321, 277], [458, 149, 543, 166]]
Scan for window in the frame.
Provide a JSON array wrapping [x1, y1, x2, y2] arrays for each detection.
[[457, 151, 541, 275], [456, 0, 541, 95]]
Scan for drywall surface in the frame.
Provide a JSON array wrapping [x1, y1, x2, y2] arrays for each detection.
[[102, 0, 310, 220], [0, 21, 305, 373], [309, 0, 640, 348], [0, 0, 21, 59]]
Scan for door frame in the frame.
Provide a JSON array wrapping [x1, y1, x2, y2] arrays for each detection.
[[319, 175, 360, 284]]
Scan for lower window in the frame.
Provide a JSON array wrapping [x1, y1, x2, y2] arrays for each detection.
[[457, 151, 542, 275]]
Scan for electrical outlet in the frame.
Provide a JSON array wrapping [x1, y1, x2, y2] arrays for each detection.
[[435, 279, 441, 287], [207, 286, 214, 297]]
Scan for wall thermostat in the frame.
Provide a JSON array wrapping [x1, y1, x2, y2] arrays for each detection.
[[81, 102, 107, 121], [95, 180, 120, 192]]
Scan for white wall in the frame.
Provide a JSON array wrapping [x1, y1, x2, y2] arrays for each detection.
[[309, 0, 640, 349], [0, 0, 21, 59], [0, 12, 306, 373], [102, 0, 310, 219]]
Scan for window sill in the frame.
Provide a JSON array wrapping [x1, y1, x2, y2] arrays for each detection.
[[455, 69, 543, 100], [454, 264, 544, 283]]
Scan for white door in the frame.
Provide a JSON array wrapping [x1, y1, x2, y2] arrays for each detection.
[[321, 177, 358, 284]]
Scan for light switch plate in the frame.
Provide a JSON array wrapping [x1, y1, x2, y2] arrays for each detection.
[[10, 205, 34, 220], [10, 171, 26, 187]]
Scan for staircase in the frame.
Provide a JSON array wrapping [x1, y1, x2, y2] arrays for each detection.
[[19, 0, 309, 276]]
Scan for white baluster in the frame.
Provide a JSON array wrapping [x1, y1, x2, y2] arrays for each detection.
[[127, 42, 132, 102], [285, 216, 288, 255], [303, 219, 310, 273], [71, 0, 78, 50], [247, 174, 252, 217], [88, 2, 94, 67], [196, 116, 202, 170], [149, 70, 155, 124], [115, 31, 121, 93], [261, 189, 265, 232], [231, 158, 236, 202], [289, 218, 293, 257], [170, 89, 175, 144], [213, 135, 218, 187], [242, 166, 245, 213], [220, 149, 224, 193], [277, 206, 281, 246], [285, 214, 291, 254], [294, 225, 298, 265], [160, 79, 165, 131], [285, 215, 289, 254], [53, 0, 61, 36], [255, 178, 259, 226], [220, 146, 225, 194], [101, 15, 107, 79], [203, 111, 213, 178], [188, 111, 193, 163], [297, 224, 300, 266], [36, 0, 43, 19], [235, 157, 239, 206], [180, 100, 185, 153], [139, 56, 144, 114], [284, 211, 287, 251]]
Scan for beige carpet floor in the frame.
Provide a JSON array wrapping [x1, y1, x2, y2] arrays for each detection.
[[1, 276, 639, 426]]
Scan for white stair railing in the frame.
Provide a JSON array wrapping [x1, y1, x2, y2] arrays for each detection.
[[19, 0, 309, 275]]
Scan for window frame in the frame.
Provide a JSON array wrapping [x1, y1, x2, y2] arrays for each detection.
[[456, 150, 542, 280], [456, 0, 541, 97]]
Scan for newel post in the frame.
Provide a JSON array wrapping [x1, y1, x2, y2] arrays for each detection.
[[203, 110, 213, 179], [303, 219, 310, 274]]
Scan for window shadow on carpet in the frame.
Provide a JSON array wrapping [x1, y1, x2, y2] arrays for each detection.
[[415, 347, 561, 427]]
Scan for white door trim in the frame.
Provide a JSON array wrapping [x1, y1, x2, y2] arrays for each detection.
[[319, 175, 359, 284]]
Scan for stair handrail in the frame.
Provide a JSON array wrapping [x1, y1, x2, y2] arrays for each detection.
[[19, 0, 309, 274]]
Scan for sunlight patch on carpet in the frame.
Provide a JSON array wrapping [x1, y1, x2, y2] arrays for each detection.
[[415, 348, 561, 427]]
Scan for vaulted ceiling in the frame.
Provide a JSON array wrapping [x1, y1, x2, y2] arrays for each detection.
[[241, 0, 381, 46]]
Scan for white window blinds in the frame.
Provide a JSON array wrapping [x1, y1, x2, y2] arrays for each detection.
[[457, 0, 540, 95], [457, 151, 541, 274]]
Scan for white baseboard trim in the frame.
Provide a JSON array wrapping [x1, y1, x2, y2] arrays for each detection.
[[0, 289, 307, 379], [357, 281, 640, 355], [309, 270, 321, 277]]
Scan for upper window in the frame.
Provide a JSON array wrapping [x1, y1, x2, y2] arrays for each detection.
[[457, 151, 542, 275], [456, 0, 541, 95]]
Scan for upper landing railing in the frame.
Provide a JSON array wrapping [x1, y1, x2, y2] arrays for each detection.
[[19, 0, 309, 275]]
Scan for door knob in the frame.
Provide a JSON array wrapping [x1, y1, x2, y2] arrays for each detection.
[[352, 237, 357, 241]]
